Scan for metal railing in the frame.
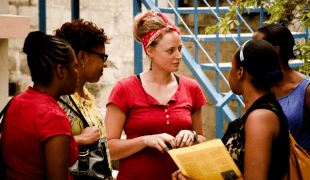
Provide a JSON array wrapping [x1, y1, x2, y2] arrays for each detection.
[[135, 0, 309, 138]]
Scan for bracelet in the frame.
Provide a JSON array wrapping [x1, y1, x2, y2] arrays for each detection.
[[189, 130, 198, 142]]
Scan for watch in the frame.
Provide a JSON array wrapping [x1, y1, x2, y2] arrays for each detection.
[[190, 130, 198, 142]]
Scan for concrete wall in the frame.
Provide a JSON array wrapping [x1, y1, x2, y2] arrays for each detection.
[[8, 0, 134, 110], [7, 0, 305, 141]]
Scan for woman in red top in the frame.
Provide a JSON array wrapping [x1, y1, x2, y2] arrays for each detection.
[[105, 10, 207, 180], [1, 31, 79, 180]]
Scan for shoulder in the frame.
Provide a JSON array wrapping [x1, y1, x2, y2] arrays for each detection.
[[119, 75, 138, 85], [178, 75, 200, 88], [245, 109, 280, 138], [304, 76, 310, 95], [304, 77, 310, 114], [114, 75, 139, 89], [110, 75, 141, 96], [45, 102, 69, 122]]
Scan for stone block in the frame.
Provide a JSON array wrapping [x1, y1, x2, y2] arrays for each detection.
[[9, 4, 17, 14], [0, 0, 9, 14], [0, 15, 30, 38], [48, 0, 70, 9], [19, 6, 38, 29], [46, 5, 71, 34]]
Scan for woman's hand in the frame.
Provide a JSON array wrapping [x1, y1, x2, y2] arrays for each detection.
[[172, 170, 192, 180], [144, 133, 177, 153], [175, 130, 194, 148], [172, 170, 242, 180], [75, 126, 100, 146]]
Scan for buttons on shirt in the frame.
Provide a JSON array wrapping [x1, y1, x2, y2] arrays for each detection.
[[165, 105, 169, 125]]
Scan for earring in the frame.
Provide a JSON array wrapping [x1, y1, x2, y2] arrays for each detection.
[[82, 63, 84, 68], [150, 61, 152, 70]]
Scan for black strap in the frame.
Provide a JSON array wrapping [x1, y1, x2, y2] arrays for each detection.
[[136, 73, 179, 85], [0, 98, 14, 133], [136, 74, 142, 84], [59, 95, 89, 128]]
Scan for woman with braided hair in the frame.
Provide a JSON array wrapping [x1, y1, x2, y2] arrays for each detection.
[[1, 31, 79, 179], [105, 10, 207, 180]]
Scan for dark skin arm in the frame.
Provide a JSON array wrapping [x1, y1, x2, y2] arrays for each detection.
[[44, 135, 70, 180], [303, 85, 310, 124], [74, 126, 100, 147], [242, 109, 280, 180], [172, 109, 280, 180]]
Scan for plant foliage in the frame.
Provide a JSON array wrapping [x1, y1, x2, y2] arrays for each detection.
[[205, 0, 310, 75]]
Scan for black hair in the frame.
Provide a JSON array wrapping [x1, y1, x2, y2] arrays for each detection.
[[256, 24, 295, 66], [234, 39, 283, 91], [23, 31, 73, 86]]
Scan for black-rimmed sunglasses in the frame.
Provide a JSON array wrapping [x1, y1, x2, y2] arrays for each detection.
[[87, 50, 108, 62]]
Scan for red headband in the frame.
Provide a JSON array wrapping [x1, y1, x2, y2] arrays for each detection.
[[141, 13, 180, 53]]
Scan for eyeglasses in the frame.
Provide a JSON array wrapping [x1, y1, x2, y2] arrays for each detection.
[[87, 50, 108, 62]]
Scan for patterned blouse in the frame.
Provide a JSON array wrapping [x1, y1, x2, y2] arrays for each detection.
[[59, 87, 112, 179], [222, 93, 289, 179]]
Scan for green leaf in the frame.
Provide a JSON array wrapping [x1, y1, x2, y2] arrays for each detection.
[[297, 3, 305, 9], [230, 22, 234, 29], [234, 20, 240, 26]]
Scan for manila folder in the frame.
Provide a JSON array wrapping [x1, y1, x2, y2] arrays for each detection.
[[168, 139, 242, 180]]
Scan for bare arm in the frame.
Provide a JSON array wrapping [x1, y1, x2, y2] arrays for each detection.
[[74, 126, 100, 146], [191, 107, 206, 144], [44, 135, 70, 180], [175, 107, 206, 148], [303, 85, 310, 121], [243, 109, 280, 180], [105, 104, 176, 160]]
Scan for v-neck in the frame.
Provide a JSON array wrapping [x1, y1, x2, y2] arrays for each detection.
[[135, 75, 181, 106]]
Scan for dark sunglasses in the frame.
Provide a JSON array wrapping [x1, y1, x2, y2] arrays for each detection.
[[87, 50, 108, 62]]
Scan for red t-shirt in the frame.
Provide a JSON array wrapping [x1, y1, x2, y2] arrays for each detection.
[[107, 75, 207, 180], [1, 87, 78, 180]]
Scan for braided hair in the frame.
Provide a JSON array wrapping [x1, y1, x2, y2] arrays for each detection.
[[23, 31, 73, 85]]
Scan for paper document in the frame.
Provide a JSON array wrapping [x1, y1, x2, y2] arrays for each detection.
[[168, 139, 242, 180]]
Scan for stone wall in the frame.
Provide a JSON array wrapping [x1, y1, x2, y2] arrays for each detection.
[[7, 0, 305, 142], [8, 0, 134, 111]]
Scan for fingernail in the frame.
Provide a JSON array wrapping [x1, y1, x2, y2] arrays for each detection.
[[175, 139, 178, 142]]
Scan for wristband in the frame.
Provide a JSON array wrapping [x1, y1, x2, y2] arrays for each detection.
[[189, 130, 198, 142]]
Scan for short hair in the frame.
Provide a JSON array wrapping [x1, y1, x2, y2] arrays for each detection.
[[23, 31, 73, 85], [256, 24, 295, 66], [234, 39, 283, 91], [54, 19, 109, 55], [133, 10, 177, 50]]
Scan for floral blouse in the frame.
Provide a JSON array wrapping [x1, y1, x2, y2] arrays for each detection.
[[59, 87, 113, 179], [222, 93, 289, 179]]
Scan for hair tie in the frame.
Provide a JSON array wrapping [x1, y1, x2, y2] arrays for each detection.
[[265, 69, 281, 79], [141, 13, 180, 53], [239, 40, 251, 62]]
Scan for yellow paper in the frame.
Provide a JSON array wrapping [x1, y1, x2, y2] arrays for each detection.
[[168, 139, 242, 180]]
